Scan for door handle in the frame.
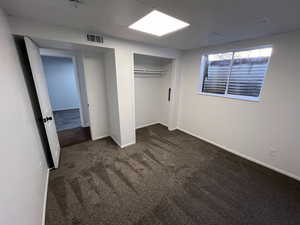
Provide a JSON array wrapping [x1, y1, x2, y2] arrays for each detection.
[[168, 88, 171, 101], [42, 116, 53, 123], [46, 116, 53, 121]]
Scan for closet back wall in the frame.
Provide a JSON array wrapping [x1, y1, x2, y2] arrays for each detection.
[[135, 77, 163, 128]]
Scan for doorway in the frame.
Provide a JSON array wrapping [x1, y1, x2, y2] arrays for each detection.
[[21, 37, 115, 168], [40, 52, 91, 147]]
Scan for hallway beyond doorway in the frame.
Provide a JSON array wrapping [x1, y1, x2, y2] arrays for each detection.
[[53, 109, 81, 131]]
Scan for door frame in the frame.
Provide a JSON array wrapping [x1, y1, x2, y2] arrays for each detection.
[[39, 48, 90, 128]]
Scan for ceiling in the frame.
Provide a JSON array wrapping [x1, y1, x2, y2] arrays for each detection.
[[1, 0, 300, 50], [35, 38, 113, 54]]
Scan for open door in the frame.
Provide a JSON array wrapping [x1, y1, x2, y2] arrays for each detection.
[[24, 37, 61, 168]]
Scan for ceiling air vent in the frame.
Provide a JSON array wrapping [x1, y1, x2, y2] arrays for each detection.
[[87, 34, 104, 43]]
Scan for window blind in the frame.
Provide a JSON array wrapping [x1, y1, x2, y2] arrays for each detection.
[[202, 53, 232, 94], [227, 57, 269, 97], [201, 47, 272, 99]]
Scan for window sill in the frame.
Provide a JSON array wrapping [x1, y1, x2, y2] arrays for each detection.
[[196, 92, 260, 102]]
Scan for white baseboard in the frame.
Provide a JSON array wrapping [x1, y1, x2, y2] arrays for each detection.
[[121, 141, 136, 148], [160, 122, 169, 128], [53, 107, 80, 112], [42, 169, 50, 225], [135, 122, 169, 130], [177, 127, 300, 182], [91, 134, 109, 141], [111, 135, 135, 148], [136, 122, 160, 129], [91, 134, 134, 149]]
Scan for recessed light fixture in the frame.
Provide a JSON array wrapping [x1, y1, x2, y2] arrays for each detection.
[[129, 10, 190, 37]]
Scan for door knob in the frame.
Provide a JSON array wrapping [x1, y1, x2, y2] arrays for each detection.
[[46, 116, 53, 121], [42, 116, 53, 123]]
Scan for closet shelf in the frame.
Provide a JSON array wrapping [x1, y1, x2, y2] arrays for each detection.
[[134, 68, 166, 77]]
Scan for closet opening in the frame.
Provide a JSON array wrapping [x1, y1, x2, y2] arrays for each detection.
[[134, 53, 173, 133]]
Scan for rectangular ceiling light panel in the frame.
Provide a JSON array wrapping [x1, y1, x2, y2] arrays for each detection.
[[129, 10, 190, 37]]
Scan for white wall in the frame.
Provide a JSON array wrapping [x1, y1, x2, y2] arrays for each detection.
[[135, 77, 163, 128], [75, 54, 90, 127], [8, 17, 182, 147], [104, 50, 121, 144], [178, 30, 300, 180], [82, 53, 109, 140], [41, 56, 80, 111], [114, 47, 136, 147], [0, 9, 49, 225]]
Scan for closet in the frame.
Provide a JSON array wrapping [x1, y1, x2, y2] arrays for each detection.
[[134, 53, 173, 129]]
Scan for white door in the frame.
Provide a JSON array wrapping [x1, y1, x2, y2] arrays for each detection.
[[24, 37, 61, 168]]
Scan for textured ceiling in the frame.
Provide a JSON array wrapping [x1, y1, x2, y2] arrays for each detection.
[[1, 0, 300, 49]]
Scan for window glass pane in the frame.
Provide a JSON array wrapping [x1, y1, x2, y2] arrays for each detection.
[[202, 52, 233, 94], [227, 47, 272, 97], [208, 52, 233, 61], [234, 47, 272, 59]]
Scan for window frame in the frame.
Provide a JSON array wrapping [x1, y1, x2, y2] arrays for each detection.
[[197, 45, 273, 102]]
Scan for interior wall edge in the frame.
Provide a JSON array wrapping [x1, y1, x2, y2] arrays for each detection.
[[75, 53, 90, 127], [168, 58, 182, 130], [121, 142, 136, 148], [42, 169, 50, 225], [110, 135, 122, 148], [177, 126, 300, 182], [103, 50, 122, 145], [114, 48, 136, 147]]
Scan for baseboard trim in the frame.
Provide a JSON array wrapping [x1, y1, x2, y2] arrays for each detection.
[[160, 122, 169, 128], [177, 127, 300, 182], [42, 169, 50, 225], [121, 141, 136, 148], [136, 122, 169, 130], [92, 134, 109, 141], [53, 107, 80, 112], [92, 134, 133, 149], [136, 122, 160, 129]]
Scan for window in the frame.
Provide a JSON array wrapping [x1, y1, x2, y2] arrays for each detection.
[[200, 46, 272, 101]]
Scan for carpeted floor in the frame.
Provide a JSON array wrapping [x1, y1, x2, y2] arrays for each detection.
[[46, 124, 300, 225], [53, 109, 81, 131]]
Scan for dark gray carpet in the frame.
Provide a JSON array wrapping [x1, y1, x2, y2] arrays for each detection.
[[53, 109, 81, 131], [46, 124, 300, 225]]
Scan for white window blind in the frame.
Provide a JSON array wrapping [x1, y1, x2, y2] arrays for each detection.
[[201, 47, 272, 100]]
